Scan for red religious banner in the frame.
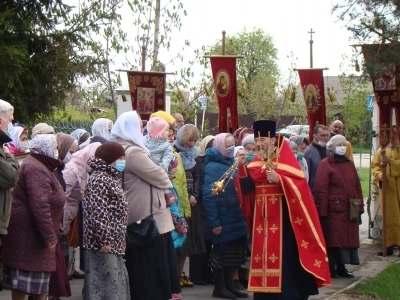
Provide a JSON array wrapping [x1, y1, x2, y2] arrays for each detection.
[[361, 44, 400, 148], [209, 56, 239, 133], [127, 71, 167, 120], [297, 69, 327, 141]]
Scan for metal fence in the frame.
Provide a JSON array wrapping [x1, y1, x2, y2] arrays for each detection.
[[36, 120, 94, 134]]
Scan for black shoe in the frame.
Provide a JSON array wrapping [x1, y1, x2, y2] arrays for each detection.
[[378, 247, 394, 256], [224, 269, 249, 298], [233, 279, 245, 290], [330, 272, 339, 279], [72, 271, 85, 279], [336, 269, 354, 278], [193, 280, 207, 285], [212, 269, 237, 299]]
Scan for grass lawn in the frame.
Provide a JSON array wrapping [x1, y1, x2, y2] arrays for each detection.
[[353, 145, 371, 154], [357, 167, 371, 197], [347, 263, 400, 299]]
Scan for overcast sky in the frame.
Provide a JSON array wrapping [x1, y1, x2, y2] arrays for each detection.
[[112, 0, 356, 87]]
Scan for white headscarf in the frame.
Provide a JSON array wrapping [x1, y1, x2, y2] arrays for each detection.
[[29, 134, 57, 158], [11, 126, 26, 151], [111, 111, 149, 153], [92, 118, 113, 139]]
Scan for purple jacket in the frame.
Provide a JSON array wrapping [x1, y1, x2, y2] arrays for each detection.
[[2, 155, 65, 272]]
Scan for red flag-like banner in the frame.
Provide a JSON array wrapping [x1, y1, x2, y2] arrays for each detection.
[[127, 71, 166, 120], [361, 44, 400, 148], [209, 57, 239, 133], [297, 69, 327, 141]]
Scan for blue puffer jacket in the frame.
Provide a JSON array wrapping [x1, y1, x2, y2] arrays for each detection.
[[203, 148, 248, 245]]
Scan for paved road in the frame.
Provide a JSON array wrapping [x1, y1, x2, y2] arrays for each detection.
[[1, 212, 389, 300]]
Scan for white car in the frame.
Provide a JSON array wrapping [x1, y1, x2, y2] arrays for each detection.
[[277, 125, 309, 138]]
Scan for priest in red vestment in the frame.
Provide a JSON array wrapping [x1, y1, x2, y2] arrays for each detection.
[[235, 120, 331, 300]]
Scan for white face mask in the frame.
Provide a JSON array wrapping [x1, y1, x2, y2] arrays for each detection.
[[19, 141, 29, 152], [318, 141, 327, 147], [334, 146, 347, 156], [53, 150, 59, 160]]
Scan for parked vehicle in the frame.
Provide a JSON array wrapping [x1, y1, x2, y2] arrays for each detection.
[[276, 125, 309, 138]]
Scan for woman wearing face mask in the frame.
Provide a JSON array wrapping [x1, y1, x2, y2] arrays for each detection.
[[92, 118, 114, 141], [314, 134, 364, 279], [203, 133, 249, 299], [2, 135, 66, 300], [289, 141, 309, 182], [8, 126, 30, 155], [82, 142, 130, 299], [46, 133, 77, 300], [241, 134, 257, 164]]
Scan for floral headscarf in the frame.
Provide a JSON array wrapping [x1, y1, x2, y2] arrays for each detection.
[[29, 134, 57, 158], [213, 133, 230, 157], [92, 118, 113, 139]]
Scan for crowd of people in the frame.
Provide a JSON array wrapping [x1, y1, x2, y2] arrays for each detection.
[[0, 96, 374, 300]]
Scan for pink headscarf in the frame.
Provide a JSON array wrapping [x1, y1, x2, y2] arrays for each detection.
[[70, 142, 101, 181], [212, 133, 230, 157]]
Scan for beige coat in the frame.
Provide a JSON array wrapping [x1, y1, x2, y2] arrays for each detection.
[[117, 138, 174, 234]]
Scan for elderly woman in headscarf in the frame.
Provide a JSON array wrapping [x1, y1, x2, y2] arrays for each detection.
[[173, 124, 206, 288], [289, 140, 309, 182], [315, 134, 363, 279], [47, 133, 77, 300], [62, 142, 102, 279], [203, 133, 249, 299], [190, 135, 215, 285], [112, 110, 181, 300], [92, 118, 114, 141], [2, 135, 66, 300], [8, 126, 29, 155], [70, 129, 91, 150]]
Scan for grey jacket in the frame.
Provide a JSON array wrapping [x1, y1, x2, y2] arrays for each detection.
[[304, 143, 327, 197], [0, 131, 19, 234]]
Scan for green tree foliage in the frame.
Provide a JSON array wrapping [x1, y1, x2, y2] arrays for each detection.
[[333, 1, 400, 72], [336, 74, 373, 146], [0, 0, 124, 123]]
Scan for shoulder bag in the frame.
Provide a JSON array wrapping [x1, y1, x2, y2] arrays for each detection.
[[123, 145, 160, 247], [340, 165, 361, 222]]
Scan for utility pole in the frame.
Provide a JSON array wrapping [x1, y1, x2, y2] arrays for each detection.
[[309, 28, 315, 68], [151, 0, 161, 71]]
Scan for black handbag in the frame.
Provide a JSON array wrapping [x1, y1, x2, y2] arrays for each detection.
[[125, 187, 159, 247], [122, 146, 160, 247]]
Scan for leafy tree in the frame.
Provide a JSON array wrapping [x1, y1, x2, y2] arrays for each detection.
[[0, 0, 124, 123], [333, 1, 400, 72]]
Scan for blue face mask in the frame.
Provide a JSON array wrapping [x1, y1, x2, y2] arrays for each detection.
[[115, 160, 126, 172], [108, 134, 116, 142], [246, 153, 255, 163], [225, 145, 235, 158], [6, 123, 14, 138], [297, 152, 305, 160], [1, 118, 13, 138]]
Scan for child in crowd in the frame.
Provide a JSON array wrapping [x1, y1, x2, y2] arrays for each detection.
[[143, 117, 175, 201]]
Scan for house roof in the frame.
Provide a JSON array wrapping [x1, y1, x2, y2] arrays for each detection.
[[295, 75, 346, 105]]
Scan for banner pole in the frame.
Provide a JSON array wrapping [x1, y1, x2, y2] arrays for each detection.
[[381, 149, 387, 257], [201, 109, 206, 137]]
